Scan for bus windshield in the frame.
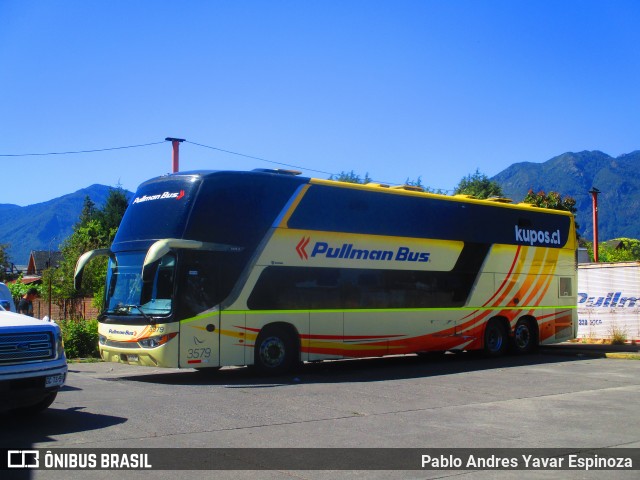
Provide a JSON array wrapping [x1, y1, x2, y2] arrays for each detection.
[[104, 252, 175, 318]]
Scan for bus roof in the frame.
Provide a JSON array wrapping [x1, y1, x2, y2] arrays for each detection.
[[141, 169, 573, 218]]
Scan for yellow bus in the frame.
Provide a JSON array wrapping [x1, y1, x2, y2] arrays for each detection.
[[75, 169, 577, 374]]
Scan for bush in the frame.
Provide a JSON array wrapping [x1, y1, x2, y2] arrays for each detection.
[[58, 318, 100, 359], [7, 278, 42, 303], [610, 323, 628, 345]]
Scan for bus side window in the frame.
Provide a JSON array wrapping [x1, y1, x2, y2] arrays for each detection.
[[155, 269, 174, 299]]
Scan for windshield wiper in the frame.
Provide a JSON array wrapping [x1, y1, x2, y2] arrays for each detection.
[[110, 304, 156, 325]]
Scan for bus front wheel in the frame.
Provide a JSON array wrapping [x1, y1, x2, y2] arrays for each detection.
[[254, 325, 299, 375], [484, 320, 508, 357]]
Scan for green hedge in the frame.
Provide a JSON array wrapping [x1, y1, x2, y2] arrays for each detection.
[[58, 318, 100, 359]]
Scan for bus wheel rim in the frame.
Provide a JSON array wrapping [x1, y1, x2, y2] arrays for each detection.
[[487, 328, 503, 352], [259, 336, 285, 367], [515, 324, 530, 349]]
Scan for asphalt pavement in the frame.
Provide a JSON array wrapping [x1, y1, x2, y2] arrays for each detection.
[[2, 343, 639, 480]]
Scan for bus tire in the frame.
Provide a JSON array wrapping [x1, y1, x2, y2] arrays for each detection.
[[511, 318, 538, 354], [483, 319, 508, 357], [254, 325, 299, 375]]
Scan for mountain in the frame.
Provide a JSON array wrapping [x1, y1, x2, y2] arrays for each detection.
[[2, 152, 639, 265], [492, 150, 640, 242], [0, 185, 132, 265]]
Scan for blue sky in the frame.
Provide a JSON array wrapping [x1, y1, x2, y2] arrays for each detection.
[[2, 0, 639, 206]]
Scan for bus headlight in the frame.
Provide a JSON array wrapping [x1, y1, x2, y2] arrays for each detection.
[[138, 332, 178, 349]]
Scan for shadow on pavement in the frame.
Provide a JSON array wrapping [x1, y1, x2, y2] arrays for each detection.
[[104, 345, 613, 388], [0, 407, 127, 448]]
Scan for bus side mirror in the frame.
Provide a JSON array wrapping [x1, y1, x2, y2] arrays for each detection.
[[74, 249, 112, 290]]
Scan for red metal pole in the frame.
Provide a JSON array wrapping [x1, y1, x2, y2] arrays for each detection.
[[165, 137, 185, 173], [590, 188, 600, 262], [172, 140, 180, 173]]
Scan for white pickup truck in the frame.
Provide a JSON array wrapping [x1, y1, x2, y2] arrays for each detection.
[[0, 309, 67, 413]]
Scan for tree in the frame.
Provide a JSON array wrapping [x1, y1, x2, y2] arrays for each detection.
[[522, 189, 579, 232], [402, 177, 447, 194], [8, 277, 42, 300], [586, 238, 640, 263], [454, 169, 504, 199], [613, 238, 640, 258], [405, 176, 424, 188], [522, 189, 577, 213], [329, 171, 446, 193], [57, 219, 112, 299], [0, 243, 10, 282], [51, 187, 130, 314], [96, 187, 129, 233], [330, 171, 372, 184], [423, 186, 448, 195], [79, 195, 97, 226]]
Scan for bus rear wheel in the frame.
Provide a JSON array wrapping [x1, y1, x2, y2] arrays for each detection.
[[254, 325, 298, 375], [511, 318, 538, 354], [484, 319, 508, 357]]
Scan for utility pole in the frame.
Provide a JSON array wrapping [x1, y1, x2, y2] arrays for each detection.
[[165, 137, 185, 173], [47, 236, 57, 320], [589, 187, 600, 262]]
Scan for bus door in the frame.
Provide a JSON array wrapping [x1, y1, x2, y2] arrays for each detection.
[[176, 254, 222, 369]]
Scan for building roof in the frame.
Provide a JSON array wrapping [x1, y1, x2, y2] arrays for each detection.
[[604, 239, 625, 250], [27, 250, 64, 275]]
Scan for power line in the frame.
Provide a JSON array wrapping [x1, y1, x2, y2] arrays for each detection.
[[186, 140, 448, 189], [0, 137, 450, 190], [0, 141, 166, 157], [185, 140, 337, 177]]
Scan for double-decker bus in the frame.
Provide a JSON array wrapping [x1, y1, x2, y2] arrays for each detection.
[[75, 169, 577, 374]]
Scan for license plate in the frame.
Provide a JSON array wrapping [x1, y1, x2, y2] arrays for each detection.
[[45, 373, 65, 388], [127, 354, 139, 362]]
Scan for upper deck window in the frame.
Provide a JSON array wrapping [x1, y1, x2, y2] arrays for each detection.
[[114, 177, 201, 243]]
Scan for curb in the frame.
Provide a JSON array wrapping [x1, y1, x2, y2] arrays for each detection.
[[541, 342, 640, 358]]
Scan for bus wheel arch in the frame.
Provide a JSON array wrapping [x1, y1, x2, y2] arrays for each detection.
[[253, 322, 300, 375], [483, 316, 509, 357], [510, 316, 539, 354]]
